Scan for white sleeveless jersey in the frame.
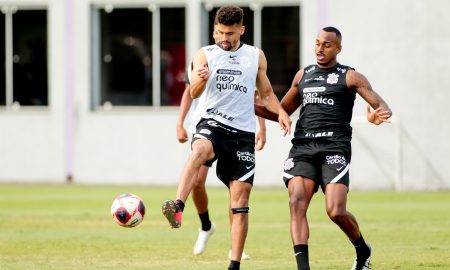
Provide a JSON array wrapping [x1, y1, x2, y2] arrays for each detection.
[[186, 66, 204, 133], [197, 43, 259, 133], [186, 63, 213, 133]]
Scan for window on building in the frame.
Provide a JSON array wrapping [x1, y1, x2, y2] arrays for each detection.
[[93, 6, 186, 107], [262, 6, 300, 99], [206, 5, 299, 100], [0, 9, 48, 107], [160, 8, 186, 106], [99, 8, 153, 106]]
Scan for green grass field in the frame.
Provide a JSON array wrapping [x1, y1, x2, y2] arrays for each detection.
[[0, 184, 449, 269]]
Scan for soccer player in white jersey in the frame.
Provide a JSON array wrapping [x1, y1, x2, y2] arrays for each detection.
[[164, 5, 291, 270], [177, 62, 266, 259]]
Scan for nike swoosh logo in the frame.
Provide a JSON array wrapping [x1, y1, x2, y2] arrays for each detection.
[[246, 165, 254, 169], [337, 166, 344, 171], [295, 252, 302, 256]]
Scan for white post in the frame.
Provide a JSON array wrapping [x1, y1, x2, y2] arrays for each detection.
[[250, 3, 262, 48], [4, 8, 13, 106], [149, 4, 160, 107]]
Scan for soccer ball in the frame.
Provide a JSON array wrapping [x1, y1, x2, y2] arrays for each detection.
[[111, 193, 145, 227]]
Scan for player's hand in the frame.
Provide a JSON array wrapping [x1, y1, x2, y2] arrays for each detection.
[[255, 128, 266, 151], [197, 63, 209, 80], [367, 105, 391, 125], [278, 109, 292, 136], [176, 125, 188, 143]]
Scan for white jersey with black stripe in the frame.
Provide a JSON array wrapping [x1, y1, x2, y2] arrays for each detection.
[[198, 43, 259, 133]]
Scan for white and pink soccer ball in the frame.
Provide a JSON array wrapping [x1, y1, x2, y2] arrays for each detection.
[[111, 193, 145, 227]]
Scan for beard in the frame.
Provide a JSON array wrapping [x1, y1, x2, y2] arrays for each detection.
[[217, 41, 232, 51]]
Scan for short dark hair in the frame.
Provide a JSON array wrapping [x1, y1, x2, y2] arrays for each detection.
[[214, 6, 244, 26], [322, 26, 342, 42]]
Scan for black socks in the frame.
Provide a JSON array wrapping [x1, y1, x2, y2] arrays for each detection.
[[294, 244, 310, 270], [292, 236, 369, 270], [228, 260, 240, 270], [199, 210, 212, 231], [175, 199, 185, 212], [351, 234, 370, 257]]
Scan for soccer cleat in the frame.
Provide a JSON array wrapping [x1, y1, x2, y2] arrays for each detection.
[[193, 223, 216, 255], [228, 249, 251, 260], [351, 243, 372, 270], [162, 200, 182, 228]]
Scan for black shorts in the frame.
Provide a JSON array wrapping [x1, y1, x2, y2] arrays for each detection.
[[283, 140, 351, 192], [192, 118, 255, 188]]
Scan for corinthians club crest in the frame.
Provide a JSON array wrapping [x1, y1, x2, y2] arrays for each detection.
[[327, 73, 339, 84], [284, 158, 294, 171]]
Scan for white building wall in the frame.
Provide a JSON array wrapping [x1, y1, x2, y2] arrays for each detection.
[[0, 0, 449, 190], [302, 0, 450, 189], [0, 0, 66, 183]]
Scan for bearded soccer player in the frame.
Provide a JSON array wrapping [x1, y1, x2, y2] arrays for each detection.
[[163, 5, 291, 270]]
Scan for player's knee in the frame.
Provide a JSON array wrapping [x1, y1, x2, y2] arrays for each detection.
[[190, 147, 210, 162], [326, 206, 346, 222], [231, 207, 249, 214], [289, 195, 308, 214], [191, 147, 205, 160], [191, 182, 206, 193]]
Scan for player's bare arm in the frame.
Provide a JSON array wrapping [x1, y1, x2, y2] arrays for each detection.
[[254, 69, 303, 121], [255, 116, 266, 151], [255, 49, 292, 135], [347, 69, 392, 125], [254, 92, 267, 151], [176, 84, 192, 143], [190, 50, 209, 99], [280, 69, 303, 115]]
